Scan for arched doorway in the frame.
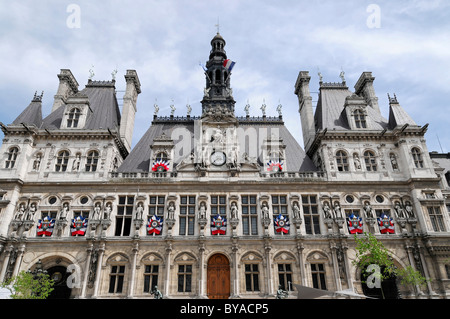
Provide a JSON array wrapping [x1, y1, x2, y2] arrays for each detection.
[[207, 254, 230, 299], [47, 266, 72, 299], [361, 265, 400, 299]]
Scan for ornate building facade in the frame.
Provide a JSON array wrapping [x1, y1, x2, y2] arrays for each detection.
[[0, 33, 449, 299]]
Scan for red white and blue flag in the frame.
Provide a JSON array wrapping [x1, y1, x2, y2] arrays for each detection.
[[274, 213, 290, 234], [37, 216, 55, 237], [211, 214, 227, 235], [147, 215, 163, 235], [267, 160, 283, 172], [378, 214, 395, 234], [347, 214, 363, 234], [223, 59, 236, 72], [151, 159, 169, 172], [71, 215, 87, 236]]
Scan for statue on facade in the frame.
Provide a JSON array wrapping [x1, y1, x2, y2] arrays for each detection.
[[394, 202, 406, 219], [230, 202, 238, 219], [15, 203, 26, 220], [353, 154, 361, 170], [292, 202, 301, 219], [33, 154, 41, 171], [276, 285, 288, 299], [92, 203, 101, 220], [405, 201, 415, 218], [322, 201, 332, 219], [59, 203, 69, 220], [151, 286, 163, 299], [276, 103, 282, 117], [333, 202, 343, 219], [261, 202, 270, 220], [72, 154, 81, 172], [363, 202, 374, 218], [244, 101, 250, 116], [199, 202, 207, 220], [390, 154, 398, 170], [260, 101, 266, 116], [167, 202, 175, 220], [135, 202, 144, 220], [25, 203, 37, 221], [170, 102, 176, 116], [103, 203, 112, 220]]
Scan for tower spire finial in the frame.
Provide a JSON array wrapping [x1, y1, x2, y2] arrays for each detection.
[[215, 17, 220, 34]]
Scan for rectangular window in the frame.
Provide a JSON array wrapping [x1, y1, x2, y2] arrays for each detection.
[[272, 195, 289, 235], [109, 265, 125, 293], [302, 195, 320, 235], [115, 195, 134, 236], [149, 195, 165, 216], [177, 264, 192, 293], [211, 195, 227, 235], [245, 264, 260, 292], [143, 265, 159, 293], [427, 206, 446, 232], [311, 263, 327, 290], [242, 195, 258, 235], [278, 263, 292, 291], [41, 211, 58, 219], [179, 196, 195, 235], [375, 209, 390, 218]]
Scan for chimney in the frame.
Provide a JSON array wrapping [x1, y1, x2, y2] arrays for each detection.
[[294, 71, 315, 152], [52, 69, 79, 112], [354, 72, 380, 114], [119, 70, 141, 152]]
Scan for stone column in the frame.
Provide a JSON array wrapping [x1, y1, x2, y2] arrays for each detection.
[[197, 242, 206, 298], [164, 242, 173, 297], [80, 243, 93, 298], [12, 244, 25, 278], [92, 243, 105, 298], [231, 241, 240, 298], [264, 239, 274, 296], [128, 241, 139, 298], [296, 241, 306, 286], [330, 241, 342, 292], [0, 246, 13, 282]]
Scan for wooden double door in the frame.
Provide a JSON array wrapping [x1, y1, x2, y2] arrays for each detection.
[[207, 253, 230, 299]]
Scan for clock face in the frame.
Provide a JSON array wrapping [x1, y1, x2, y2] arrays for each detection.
[[210, 152, 226, 166]]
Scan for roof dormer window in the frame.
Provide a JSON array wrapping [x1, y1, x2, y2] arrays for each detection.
[[354, 109, 367, 128], [67, 107, 81, 128]]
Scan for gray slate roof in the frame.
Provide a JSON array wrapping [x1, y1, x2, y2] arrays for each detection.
[[41, 81, 121, 130], [12, 100, 43, 127], [118, 119, 317, 173]]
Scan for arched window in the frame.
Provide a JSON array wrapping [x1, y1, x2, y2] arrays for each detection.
[[55, 150, 70, 172], [411, 147, 424, 168], [67, 108, 81, 128], [5, 147, 19, 169], [86, 150, 99, 172], [336, 150, 349, 171], [354, 109, 367, 128], [364, 150, 377, 171]]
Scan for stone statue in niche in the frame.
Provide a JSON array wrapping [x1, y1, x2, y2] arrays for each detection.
[[390, 154, 399, 170], [59, 203, 69, 220], [15, 203, 26, 220], [135, 202, 144, 220], [167, 202, 175, 220], [72, 154, 81, 172], [103, 203, 112, 220], [292, 202, 301, 219], [230, 202, 238, 219], [322, 201, 332, 219], [33, 154, 42, 171], [363, 202, 374, 218], [353, 153, 361, 170], [25, 203, 37, 221], [261, 202, 270, 220], [405, 201, 415, 218], [394, 201, 406, 219], [198, 202, 207, 219], [333, 202, 343, 219]]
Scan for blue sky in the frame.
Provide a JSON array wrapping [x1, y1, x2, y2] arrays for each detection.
[[1, 0, 449, 153]]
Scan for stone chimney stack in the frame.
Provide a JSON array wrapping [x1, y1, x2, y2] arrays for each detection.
[[354, 72, 380, 114], [119, 70, 141, 153], [294, 71, 315, 152], [52, 69, 79, 112]]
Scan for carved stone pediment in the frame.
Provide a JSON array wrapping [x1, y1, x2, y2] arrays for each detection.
[[174, 252, 197, 263], [241, 252, 263, 263]]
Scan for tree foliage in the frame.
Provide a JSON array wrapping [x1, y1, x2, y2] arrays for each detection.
[[1, 271, 54, 299]]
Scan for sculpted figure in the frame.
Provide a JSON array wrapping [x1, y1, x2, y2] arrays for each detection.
[[322, 202, 332, 219], [199, 202, 206, 219], [167, 202, 175, 220], [363, 202, 374, 218], [231, 202, 238, 219]]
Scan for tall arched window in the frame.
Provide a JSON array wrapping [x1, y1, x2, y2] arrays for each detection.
[[5, 147, 19, 169], [86, 150, 99, 172], [67, 108, 81, 128], [411, 147, 424, 168], [336, 150, 349, 171], [364, 150, 377, 171], [55, 150, 70, 172], [354, 109, 367, 128]]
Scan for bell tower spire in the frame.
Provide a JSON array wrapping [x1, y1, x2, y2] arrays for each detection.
[[201, 32, 236, 121]]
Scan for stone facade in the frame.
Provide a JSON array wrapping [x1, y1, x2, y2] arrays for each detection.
[[0, 33, 449, 299]]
